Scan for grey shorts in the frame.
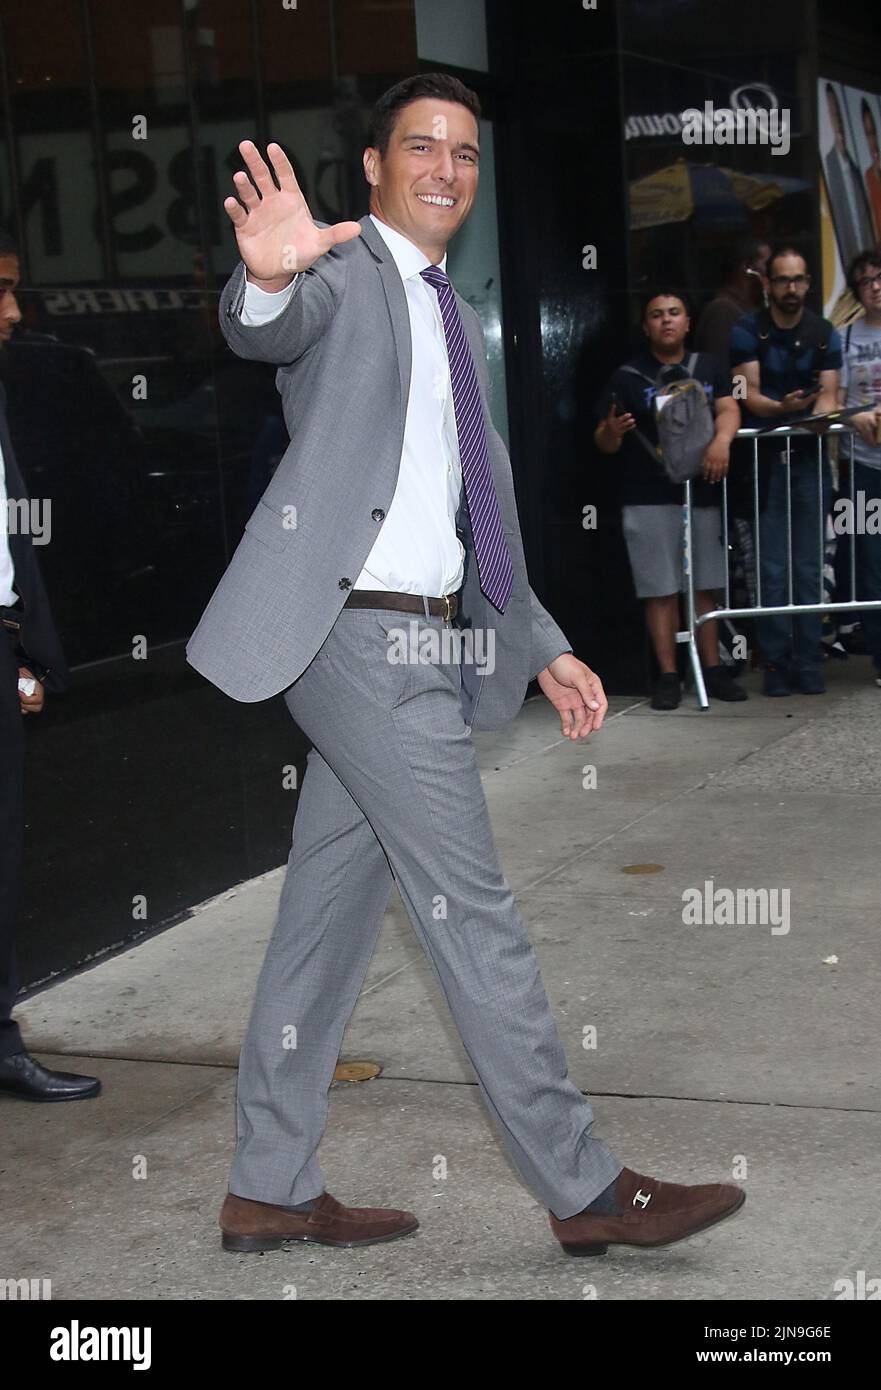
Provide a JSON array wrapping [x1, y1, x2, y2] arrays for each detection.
[[622, 503, 726, 598]]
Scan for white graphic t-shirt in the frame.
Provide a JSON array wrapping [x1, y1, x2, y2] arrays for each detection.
[[841, 317, 881, 469]]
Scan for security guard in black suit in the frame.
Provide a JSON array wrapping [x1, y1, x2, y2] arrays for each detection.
[[0, 234, 99, 1101]]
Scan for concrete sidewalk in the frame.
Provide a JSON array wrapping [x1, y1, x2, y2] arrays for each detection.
[[3, 661, 880, 1300]]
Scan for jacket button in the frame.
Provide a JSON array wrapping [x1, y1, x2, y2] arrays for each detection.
[[371, 508, 385, 521], [338, 577, 352, 589]]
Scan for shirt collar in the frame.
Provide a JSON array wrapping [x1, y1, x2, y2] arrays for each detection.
[[369, 213, 448, 280], [642, 350, 686, 374]]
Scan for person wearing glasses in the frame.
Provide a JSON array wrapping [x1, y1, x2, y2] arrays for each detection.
[[730, 245, 842, 696], [839, 248, 881, 686]]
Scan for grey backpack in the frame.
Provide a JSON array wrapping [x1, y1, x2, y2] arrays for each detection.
[[620, 353, 715, 484]]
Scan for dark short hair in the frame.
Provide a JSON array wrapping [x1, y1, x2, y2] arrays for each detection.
[[721, 236, 769, 280], [640, 286, 691, 319], [848, 245, 881, 294], [366, 72, 481, 159], [0, 227, 19, 259], [766, 243, 810, 279]]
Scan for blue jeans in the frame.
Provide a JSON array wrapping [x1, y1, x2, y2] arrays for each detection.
[[756, 447, 831, 672], [853, 461, 881, 669]]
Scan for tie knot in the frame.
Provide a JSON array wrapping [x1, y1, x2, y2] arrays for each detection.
[[420, 265, 449, 291]]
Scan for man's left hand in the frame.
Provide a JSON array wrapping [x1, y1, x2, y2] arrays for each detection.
[[537, 653, 608, 739], [702, 438, 730, 483], [18, 666, 45, 715]]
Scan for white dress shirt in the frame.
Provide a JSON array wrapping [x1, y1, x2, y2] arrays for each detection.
[[0, 437, 19, 606], [239, 213, 465, 595]]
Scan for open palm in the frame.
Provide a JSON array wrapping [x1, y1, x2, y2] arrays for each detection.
[[224, 140, 361, 283]]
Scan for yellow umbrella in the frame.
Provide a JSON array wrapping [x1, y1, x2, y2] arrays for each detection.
[[629, 157, 694, 230]]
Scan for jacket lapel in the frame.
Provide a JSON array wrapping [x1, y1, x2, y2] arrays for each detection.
[[0, 392, 30, 584], [0, 402, 26, 501], [358, 214, 412, 425]]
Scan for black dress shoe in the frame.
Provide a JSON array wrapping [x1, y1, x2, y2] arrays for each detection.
[[0, 1050, 101, 1102]]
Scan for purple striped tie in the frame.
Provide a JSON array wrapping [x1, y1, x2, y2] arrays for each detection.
[[420, 265, 513, 612]]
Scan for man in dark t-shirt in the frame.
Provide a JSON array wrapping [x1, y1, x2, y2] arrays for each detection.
[[694, 236, 769, 364], [595, 288, 743, 709], [729, 244, 842, 696]]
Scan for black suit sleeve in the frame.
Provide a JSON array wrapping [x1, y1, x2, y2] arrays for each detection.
[[0, 381, 70, 693]]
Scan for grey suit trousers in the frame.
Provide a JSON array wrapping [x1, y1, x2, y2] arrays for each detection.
[[229, 605, 623, 1220]]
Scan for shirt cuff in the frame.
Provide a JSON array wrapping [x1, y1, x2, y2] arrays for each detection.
[[240, 275, 299, 325]]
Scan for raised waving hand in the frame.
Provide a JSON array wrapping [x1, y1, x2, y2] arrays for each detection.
[[224, 141, 361, 287]]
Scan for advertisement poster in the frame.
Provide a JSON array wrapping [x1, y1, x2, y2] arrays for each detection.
[[819, 78, 881, 317]]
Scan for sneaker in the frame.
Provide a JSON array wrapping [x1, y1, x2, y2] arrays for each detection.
[[762, 663, 791, 697], [791, 667, 825, 695], [650, 672, 681, 710], [703, 665, 748, 702]]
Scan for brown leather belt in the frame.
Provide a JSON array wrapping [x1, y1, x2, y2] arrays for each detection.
[[344, 589, 459, 621]]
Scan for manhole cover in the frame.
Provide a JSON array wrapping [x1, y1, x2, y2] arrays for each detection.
[[333, 1060, 382, 1082]]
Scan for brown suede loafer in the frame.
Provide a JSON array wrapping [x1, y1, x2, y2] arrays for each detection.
[[550, 1166, 745, 1256], [220, 1190, 419, 1252]]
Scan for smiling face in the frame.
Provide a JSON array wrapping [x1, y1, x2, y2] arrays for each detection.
[[0, 254, 22, 348], [643, 295, 689, 355], [363, 97, 479, 261]]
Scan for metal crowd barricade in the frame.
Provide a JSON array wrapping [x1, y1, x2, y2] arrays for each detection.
[[679, 423, 881, 708]]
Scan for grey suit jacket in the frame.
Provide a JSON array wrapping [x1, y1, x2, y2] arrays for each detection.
[[186, 213, 571, 732], [823, 149, 875, 273]]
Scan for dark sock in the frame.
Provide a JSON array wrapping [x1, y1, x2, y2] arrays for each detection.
[[585, 1174, 623, 1215]]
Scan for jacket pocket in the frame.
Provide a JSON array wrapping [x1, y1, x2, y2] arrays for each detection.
[[243, 498, 293, 554]]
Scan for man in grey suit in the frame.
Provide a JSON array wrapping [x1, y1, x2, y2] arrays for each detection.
[[188, 73, 744, 1257], [823, 84, 875, 273]]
